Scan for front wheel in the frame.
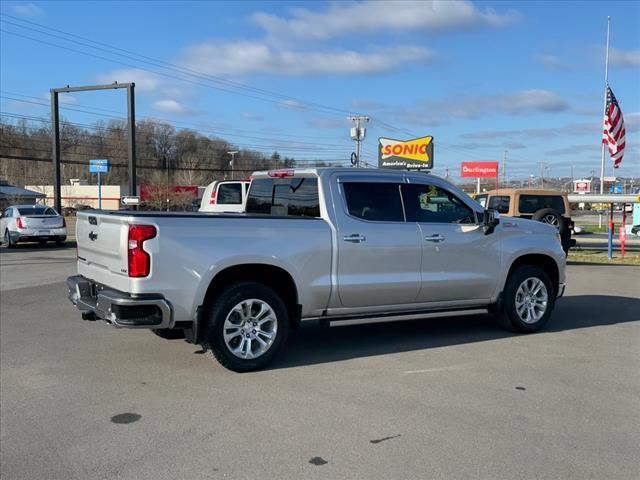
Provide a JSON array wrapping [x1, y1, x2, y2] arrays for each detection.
[[203, 282, 289, 372], [496, 265, 555, 333]]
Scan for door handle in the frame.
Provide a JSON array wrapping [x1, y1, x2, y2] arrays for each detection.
[[424, 234, 445, 243], [343, 234, 366, 243]]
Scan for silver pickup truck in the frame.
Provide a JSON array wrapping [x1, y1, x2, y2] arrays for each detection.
[[67, 168, 566, 371]]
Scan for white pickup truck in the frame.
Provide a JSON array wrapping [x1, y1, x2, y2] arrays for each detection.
[[68, 168, 566, 371]]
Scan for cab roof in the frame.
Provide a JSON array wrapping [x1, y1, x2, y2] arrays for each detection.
[[480, 188, 568, 196]]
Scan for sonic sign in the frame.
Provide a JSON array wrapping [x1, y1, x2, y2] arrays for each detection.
[[378, 136, 434, 170]]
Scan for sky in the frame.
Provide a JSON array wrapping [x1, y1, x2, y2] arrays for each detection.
[[1, 0, 639, 181]]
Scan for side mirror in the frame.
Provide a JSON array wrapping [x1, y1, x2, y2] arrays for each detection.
[[483, 209, 500, 235]]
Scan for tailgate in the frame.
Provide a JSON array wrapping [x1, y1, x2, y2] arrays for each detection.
[[76, 212, 127, 279]]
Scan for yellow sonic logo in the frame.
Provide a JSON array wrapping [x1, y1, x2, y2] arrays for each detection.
[[379, 136, 433, 163]]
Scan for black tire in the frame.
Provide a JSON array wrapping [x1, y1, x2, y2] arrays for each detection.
[[532, 208, 569, 237], [202, 282, 289, 372], [152, 328, 185, 339], [4, 230, 15, 248], [496, 265, 555, 333]]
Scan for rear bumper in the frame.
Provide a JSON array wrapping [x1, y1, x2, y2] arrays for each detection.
[[12, 227, 67, 242], [66, 275, 172, 329]]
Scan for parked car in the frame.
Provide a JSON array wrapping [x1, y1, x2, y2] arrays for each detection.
[[67, 168, 566, 372], [475, 189, 575, 253], [1, 204, 67, 247], [199, 180, 250, 213]]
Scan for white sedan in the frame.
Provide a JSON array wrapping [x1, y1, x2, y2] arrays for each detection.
[[1, 204, 67, 248]]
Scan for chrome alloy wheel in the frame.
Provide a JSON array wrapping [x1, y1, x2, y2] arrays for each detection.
[[223, 299, 278, 359], [515, 277, 549, 324], [541, 214, 560, 228]]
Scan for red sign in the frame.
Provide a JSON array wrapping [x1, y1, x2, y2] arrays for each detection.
[[461, 162, 499, 178], [573, 180, 591, 193]]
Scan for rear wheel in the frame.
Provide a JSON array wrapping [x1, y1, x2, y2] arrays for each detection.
[[496, 265, 555, 333], [4, 230, 15, 248], [203, 282, 289, 372]]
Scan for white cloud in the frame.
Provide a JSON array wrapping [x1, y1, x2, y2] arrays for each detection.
[[252, 1, 519, 42], [361, 89, 569, 127], [152, 99, 192, 115], [278, 100, 309, 111], [626, 112, 640, 132], [95, 69, 161, 92], [533, 54, 572, 71], [11, 3, 44, 17], [242, 112, 264, 121], [180, 41, 433, 76], [544, 144, 600, 156], [609, 48, 640, 67], [462, 122, 597, 140]]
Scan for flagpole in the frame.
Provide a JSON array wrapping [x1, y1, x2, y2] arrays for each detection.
[[599, 16, 611, 195]]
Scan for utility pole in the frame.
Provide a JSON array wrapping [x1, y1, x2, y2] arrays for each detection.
[[227, 151, 238, 180], [502, 150, 508, 188], [165, 155, 170, 211], [538, 161, 547, 189], [348, 115, 369, 167]]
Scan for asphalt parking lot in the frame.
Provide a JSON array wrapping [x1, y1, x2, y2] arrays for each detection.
[[1, 246, 639, 480]]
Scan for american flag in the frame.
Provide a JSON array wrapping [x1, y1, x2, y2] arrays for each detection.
[[602, 86, 626, 168]]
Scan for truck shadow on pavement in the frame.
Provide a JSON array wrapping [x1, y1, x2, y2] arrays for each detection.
[[271, 295, 640, 370]]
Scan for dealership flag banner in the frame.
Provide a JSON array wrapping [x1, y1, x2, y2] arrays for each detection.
[[602, 86, 626, 169]]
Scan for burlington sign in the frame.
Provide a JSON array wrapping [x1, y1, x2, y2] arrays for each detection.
[[460, 161, 499, 178], [378, 136, 434, 170]]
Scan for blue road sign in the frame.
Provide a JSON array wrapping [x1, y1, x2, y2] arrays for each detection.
[[89, 159, 109, 173]]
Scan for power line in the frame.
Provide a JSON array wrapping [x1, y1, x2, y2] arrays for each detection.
[[0, 17, 353, 117], [0, 110, 352, 154], [0, 95, 352, 149], [0, 14, 354, 116]]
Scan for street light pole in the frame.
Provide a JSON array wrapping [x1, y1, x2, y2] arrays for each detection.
[[227, 151, 238, 180]]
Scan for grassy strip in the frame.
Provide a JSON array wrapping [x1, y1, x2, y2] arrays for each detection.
[[576, 226, 609, 234], [568, 249, 640, 265]]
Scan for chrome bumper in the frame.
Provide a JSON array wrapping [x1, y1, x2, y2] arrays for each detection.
[[66, 275, 172, 329]]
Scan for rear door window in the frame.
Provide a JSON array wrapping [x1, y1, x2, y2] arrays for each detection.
[[246, 177, 320, 217], [488, 195, 511, 214], [216, 183, 243, 204], [518, 195, 565, 214], [342, 182, 404, 222]]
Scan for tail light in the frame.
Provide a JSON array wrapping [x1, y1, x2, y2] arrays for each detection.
[[267, 169, 294, 178], [209, 189, 217, 205], [62, 217, 66, 228], [128, 225, 156, 277], [16, 217, 24, 229]]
